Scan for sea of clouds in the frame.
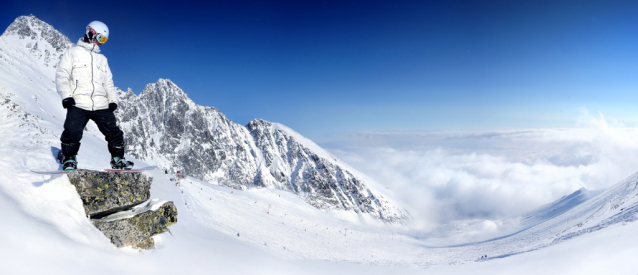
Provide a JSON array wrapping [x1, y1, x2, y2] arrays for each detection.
[[323, 110, 638, 234]]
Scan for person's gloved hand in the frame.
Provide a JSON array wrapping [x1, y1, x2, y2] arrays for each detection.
[[62, 97, 75, 109], [109, 103, 118, 112]]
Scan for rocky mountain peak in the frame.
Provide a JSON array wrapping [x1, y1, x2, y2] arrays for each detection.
[[2, 15, 73, 69], [246, 118, 272, 130], [141, 79, 186, 95], [139, 78, 193, 107], [2, 15, 72, 54]]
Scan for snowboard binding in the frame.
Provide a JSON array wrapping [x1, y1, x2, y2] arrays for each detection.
[[111, 157, 134, 170], [61, 155, 78, 172], [58, 150, 77, 171]]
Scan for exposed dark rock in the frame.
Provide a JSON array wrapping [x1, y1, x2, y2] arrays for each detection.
[[93, 201, 178, 249], [67, 169, 152, 219]]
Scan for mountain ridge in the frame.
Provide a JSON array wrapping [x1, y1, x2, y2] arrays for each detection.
[[116, 78, 410, 224]]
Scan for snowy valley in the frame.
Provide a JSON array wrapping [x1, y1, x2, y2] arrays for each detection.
[[1, 15, 637, 274]]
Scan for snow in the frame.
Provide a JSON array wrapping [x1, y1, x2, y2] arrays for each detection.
[[94, 198, 169, 222], [425, 220, 638, 275], [270, 122, 410, 221], [1, 15, 637, 274], [273, 122, 395, 194]]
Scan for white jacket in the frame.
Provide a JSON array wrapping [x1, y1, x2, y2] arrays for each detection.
[[55, 38, 117, 111]]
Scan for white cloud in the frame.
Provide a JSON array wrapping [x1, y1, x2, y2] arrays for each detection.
[[324, 110, 638, 233]]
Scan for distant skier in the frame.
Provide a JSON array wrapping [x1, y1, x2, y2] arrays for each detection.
[[55, 21, 133, 171]]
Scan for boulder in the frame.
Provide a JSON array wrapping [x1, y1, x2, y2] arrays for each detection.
[[67, 169, 152, 218], [93, 200, 177, 249]]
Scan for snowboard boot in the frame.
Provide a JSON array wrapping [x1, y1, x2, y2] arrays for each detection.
[[57, 150, 64, 164], [110, 157, 134, 170], [62, 155, 78, 172]]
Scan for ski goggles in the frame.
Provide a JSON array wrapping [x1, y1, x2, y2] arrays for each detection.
[[87, 27, 108, 44], [96, 33, 108, 44]]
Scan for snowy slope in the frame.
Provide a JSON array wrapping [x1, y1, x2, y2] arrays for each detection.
[[1, 14, 638, 274], [523, 187, 602, 227]]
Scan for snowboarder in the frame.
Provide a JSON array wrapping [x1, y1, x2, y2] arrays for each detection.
[[55, 21, 133, 171]]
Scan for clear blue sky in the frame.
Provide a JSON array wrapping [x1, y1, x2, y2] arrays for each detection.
[[2, 0, 637, 140]]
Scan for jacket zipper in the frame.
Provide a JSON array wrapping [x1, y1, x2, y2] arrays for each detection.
[[72, 80, 78, 96], [90, 45, 95, 111]]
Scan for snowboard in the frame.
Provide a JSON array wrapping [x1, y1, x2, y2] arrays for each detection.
[[30, 166, 155, 175]]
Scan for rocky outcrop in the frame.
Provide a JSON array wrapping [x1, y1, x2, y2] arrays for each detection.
[[65, 169, 177, 249], [67, 169, 152, 219], [93, 201, 178, 249]]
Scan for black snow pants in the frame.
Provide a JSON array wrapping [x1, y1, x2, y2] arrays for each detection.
[[60, 106, 125, 158]]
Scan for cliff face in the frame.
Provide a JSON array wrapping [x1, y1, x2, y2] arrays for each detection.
[[116, 79, 261, 189]]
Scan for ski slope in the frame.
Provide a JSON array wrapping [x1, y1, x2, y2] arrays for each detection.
[[2, 109, 638, 274]]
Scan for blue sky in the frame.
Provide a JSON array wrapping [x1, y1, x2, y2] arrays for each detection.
[[2, 0, 637, 140]]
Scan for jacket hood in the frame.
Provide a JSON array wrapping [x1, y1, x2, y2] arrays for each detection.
[[76, 38, 101, 53]]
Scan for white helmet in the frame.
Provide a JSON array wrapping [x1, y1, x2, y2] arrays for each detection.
[[86, 21, 109, 44]]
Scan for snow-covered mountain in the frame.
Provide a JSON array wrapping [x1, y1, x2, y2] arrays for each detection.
[[2, 15, 72, 68], [1, 15, 408, 224], [115, 79, 408, 224], [3, 14, 638, 274]]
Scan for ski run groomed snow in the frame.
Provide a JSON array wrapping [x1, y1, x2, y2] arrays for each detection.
[[1, 15, 637, 275]]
